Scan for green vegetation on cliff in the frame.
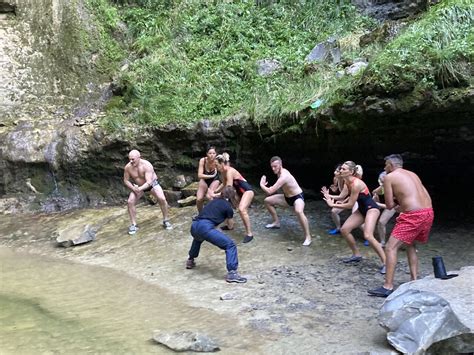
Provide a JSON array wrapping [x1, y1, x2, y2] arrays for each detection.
[[362, 0, 473, 93], [101, 0, 473, 130]]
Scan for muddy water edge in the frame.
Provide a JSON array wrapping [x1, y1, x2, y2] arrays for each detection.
[[0, 198, 472, 354]]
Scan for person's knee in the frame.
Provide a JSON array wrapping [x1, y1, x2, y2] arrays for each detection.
[[294, 210, 305, 219], [385, 241, 399, 254], [156, 195, 167, 205], [363, 232, 376, 240], [340, 226, 351, 236], [238, 206, 248, 215]]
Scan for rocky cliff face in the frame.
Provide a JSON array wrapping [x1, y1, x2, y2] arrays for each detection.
[[352, 0, 429, 21], [0, 0, 472, 220], [0, 0, 113, 123]]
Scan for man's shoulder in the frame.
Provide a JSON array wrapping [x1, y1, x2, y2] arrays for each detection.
[[140, 159, 154, 169], [280, 169, 292, 179]]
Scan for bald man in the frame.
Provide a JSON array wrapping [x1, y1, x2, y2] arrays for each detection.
[[123, 150, 172, 234]]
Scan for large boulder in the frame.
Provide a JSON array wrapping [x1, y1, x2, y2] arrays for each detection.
[[56, 224, 97, 247], [378, 266, 474, 354]]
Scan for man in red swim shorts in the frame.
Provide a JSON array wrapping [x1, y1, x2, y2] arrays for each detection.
[[368, 154, 434, 297]]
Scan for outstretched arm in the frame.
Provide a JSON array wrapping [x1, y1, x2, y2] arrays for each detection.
[[324, 182, 357, 210], [260, 174, 285, 195]]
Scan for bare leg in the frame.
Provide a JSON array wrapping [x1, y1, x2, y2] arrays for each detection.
[[377, 209, 396, 245], [238, 190, 254, 236], [406, 243, 418, 280], [340, 212, 364, 256], [294, 199, 311, 244], [363, 209, 385, 264], [383, 236, 404, 290], [331, 207, 343, 230], [151, 185, 169, 221], [263, 194, 286, 227], [206, 180, 221, 200], [127, 191, 143, 225], [196, 179, 208, 212]]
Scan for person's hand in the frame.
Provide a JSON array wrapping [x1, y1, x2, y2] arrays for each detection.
[[329, 184, 338, 192], [260, 175, 267, 187], [321, 186, 329, 195], [323, 195, 334, 208]]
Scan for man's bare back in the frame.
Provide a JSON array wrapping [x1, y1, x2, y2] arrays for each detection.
[[384, 168, 432, 212]]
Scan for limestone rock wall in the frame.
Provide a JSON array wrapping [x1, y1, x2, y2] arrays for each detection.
[[0, 0, 107, 123]]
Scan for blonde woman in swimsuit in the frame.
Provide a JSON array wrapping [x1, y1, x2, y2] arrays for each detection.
[[215, 153, 255, 243]]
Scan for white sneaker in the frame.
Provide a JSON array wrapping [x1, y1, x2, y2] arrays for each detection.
[[128, 224, 138, 235], [163, 220, 173, 230]]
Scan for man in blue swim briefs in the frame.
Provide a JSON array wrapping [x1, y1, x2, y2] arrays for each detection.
[[260, 156, 312, 246]]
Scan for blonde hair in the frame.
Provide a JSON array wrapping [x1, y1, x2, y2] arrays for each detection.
[[216, 152, 230, 164], [343, 161, 363, 178]]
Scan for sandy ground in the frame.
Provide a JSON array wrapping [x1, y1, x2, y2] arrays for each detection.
[[1, 197, 472, 354]]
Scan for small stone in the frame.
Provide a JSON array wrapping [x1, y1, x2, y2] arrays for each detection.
[[220, 293, 234, 301]]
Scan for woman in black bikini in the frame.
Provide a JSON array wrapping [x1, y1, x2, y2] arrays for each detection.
[[323, 161, 386, 274], [196, 146, 221, 212]]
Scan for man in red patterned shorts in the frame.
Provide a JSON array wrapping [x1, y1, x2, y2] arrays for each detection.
[[368, 154, 434, 297]]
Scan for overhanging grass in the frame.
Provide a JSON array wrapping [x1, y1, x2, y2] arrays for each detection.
[[106, 0, 375, 128], [361, 0, 473, 93]]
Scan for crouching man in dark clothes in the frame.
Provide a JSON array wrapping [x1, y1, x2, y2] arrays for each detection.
[[186, 186, 247, 283]]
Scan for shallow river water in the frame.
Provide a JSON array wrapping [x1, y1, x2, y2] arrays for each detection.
[[0, 247, 260, 354], [0, 199, 472, 354]]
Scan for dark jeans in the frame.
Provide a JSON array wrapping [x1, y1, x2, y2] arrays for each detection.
[[189, 219, 238, 272]]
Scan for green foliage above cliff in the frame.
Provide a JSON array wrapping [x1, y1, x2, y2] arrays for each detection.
[[85, 0, 126, 74], [101, 0, 473, 130], [362, 0, 473, 93], [105, 0, 375, 128]]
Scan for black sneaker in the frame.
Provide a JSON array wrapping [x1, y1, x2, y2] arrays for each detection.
[[186, 258, 196, 269], [243, 235, 254, 243], [226, 270, 247, 283]]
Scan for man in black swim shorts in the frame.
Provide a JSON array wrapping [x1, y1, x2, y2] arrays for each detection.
[[260, 156, 312, 246]]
